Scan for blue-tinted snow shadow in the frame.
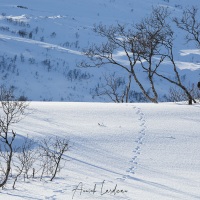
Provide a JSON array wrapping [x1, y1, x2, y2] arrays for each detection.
[[0, 134, 37, 152], [0, 191, 42, 200], [65, 155, 200, 199], [127, 175, 200, 199]]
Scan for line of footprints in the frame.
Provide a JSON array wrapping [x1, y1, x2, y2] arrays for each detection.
[[126, 106, 146, 175]]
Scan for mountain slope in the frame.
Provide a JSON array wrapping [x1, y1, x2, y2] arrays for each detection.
[[0, 0, 200, 101]]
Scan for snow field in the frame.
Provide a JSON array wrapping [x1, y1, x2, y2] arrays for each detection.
[[0, 102, 199, 199]]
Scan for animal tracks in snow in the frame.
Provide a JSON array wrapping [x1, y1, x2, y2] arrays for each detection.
[[123, 106, 147, 179]]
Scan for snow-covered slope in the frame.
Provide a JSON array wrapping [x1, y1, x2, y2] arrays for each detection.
[[1, 102, 200, 199], [0, 0, 200, 102]]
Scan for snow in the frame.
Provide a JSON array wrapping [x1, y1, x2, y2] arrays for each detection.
[[1, 102, 200, 200], [0, 0, 200, 198], [180, 49, 200, 56]]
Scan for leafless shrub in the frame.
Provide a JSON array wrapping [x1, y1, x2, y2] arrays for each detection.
[[167, 84, 200, 103], [38, 137, 69, 181], [17, 5, 28, 9], [12, 136, 36, 189], [18, 30, 28, 37], [93, 73, 132, 102]]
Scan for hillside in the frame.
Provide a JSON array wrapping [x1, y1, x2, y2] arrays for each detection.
[[0, 0, 200, 102]]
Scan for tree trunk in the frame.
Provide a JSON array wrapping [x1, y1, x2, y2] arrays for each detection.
[[131, 70, 158, 103], [125, 74, 132, 103], [0, 144, 13, 188]]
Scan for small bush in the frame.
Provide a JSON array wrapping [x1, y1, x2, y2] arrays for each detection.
[[17, 5, 28, 9], [18, 95, 28, 101], [18, 30, 28, 37], [66, 69, 91, 81]]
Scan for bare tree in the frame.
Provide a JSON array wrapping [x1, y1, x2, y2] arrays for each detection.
[[134, 7, 172, 103], [138, 7, 197, 104], [174, 6, 200, 47], [94, 73, 132, 103], [80, 21, 159, 102], [38, 137, 69, 181], [81, 6, 196, 104], [0, 86, 29, 188], [80, 7, 174, 103], [150, 25, 197, 104], [12, 136, 36, 189], [173, 6, 200, 103]]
